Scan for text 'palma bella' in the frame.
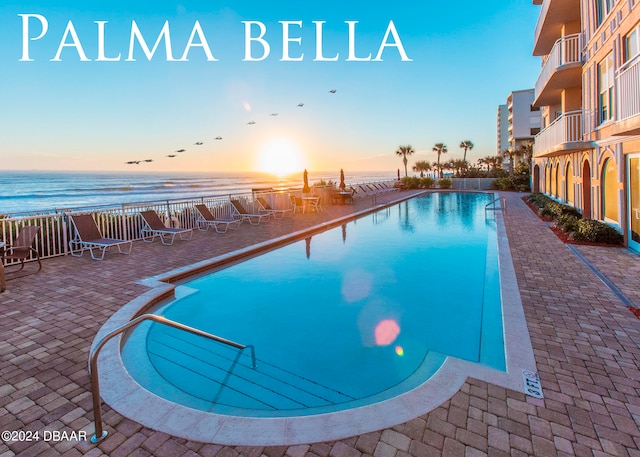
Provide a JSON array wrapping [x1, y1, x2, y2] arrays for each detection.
[[19, 15, 413, 62]]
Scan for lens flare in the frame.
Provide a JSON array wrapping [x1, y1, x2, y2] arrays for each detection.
[[341, 269, 373, 303], [374, 319, 400, 346], [395, 346, 404, 356]]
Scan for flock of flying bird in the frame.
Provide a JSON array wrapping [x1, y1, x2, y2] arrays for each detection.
[[124, 89, 338, 165]]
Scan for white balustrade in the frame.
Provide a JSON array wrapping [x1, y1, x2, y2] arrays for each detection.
[[616, 55, 640, 121], [535, 33, 583, 100], [534, 110, 584, 155]]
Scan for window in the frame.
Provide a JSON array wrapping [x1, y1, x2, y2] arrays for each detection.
[[530, 105, 540, 112], [596, 0, 615, 26], [625, 23, 640, 62], [565, 162, 574, 205], [598, 53, 614, 123], [530, 128, 540, 136], [601, 158, 619, 223]]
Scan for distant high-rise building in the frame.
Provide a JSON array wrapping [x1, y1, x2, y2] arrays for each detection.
[[498, 90, 541, 171], [497, 104, 509, 156]]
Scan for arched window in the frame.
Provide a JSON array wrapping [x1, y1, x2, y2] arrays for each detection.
[[601, 158, 619, 223], [546, 163, 551, 194], [565, 162, 574, 204]]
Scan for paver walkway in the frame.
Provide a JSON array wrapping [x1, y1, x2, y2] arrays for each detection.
[[0, 191, 639, 457]]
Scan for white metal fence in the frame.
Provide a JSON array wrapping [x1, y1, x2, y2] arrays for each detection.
[[0, 181, 396, 265], [450, 178, 496, 190]]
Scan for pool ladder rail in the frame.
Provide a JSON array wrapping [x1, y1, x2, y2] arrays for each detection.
[[485, 197, 507, 214], [88, 313, 256, 443]]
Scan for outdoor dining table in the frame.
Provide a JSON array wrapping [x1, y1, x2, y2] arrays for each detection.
[[301, 196, 322, 213], [0, 241, 5, 292], [337, 190, 353, 204]]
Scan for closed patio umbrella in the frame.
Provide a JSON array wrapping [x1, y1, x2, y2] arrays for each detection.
[[339, 169, 346, 190], [302, 169, 310, 193]]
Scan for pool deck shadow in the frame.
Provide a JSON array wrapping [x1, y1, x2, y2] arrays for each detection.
[[1, 190, 640, 456]]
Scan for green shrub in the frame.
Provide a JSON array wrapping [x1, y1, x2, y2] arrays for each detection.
[[527, 192, 547, 208], [572, 219, 623, 244], [539, 205, 555, 218], [555, 214, 580, 233], [492, 177, 511, 191], [400, 176, 420, 189], [438, 178, 452, 189], [420, 177, 435, 188]]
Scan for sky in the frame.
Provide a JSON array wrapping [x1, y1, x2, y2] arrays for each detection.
[[0, 1, 541, 175]]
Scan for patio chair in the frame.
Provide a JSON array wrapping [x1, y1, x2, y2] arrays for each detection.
[[194, 204, 240, 233], [67, 213, 132, 260], [140, 210, 192, 245], [230, 199, 270, 225], [289, 195, 304, 214], [302, 195, 322, 213], [1, 226, 42, 290], [256, 197, 292, 219]]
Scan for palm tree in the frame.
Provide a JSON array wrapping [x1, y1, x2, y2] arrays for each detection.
[[519, 142, 533, 162], [459, 140, 474, 163], [451, 159, 468, 177], [432, 143, 448, 178], [395, 145, 415, 177], [503, 148, 515, 176], [412, 160, 432, 177]]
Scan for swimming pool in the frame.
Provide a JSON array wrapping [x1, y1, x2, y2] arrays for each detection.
[[122, 192, 504, 417], [97, 191, 535, 445]]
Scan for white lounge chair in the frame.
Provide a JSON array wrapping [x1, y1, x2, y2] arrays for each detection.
[[67, 214, 132, 260], [140, 210, 192, 245], [256, 197, 292, 219], [194, 204, 240, 233], [230, 200, 270, 225]]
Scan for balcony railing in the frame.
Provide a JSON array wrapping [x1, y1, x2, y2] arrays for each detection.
[[533, 0, 551, 46], [534, 110, 584, 155], [616, 55, 640, 121], [534, 33, 583, 100]]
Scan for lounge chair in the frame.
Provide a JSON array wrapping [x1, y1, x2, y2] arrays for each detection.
[[230, 200, 270, 225], [1, 226, 42, 291], [140, 210, 193, 245], [256, 197, 292, 219], [67, 213, 133, 260], [194, 204, 240, 233]]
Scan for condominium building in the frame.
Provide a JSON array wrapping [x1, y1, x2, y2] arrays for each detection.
[[498, 90, 541, 170], [508, 89, 542, 152], [497, 104, 510, 156], [531, 0, 640, 252]]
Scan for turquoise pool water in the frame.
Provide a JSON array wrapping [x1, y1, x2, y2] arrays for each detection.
[[122, 192, 505, 417]]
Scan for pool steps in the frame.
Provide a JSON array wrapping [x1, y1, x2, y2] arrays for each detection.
[[147, 328, 355, 413]]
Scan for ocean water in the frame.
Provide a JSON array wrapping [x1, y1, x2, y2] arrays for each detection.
[[0, 170, 395, 215]]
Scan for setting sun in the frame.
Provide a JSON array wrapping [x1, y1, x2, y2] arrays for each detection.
[[256, 139, 304, 177]]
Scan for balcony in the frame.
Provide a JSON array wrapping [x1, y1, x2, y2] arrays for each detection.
[[533, 110, 595, 157], [533, 0, 581, 56], [533, 34, 583, 107], [612, 56, 640, 136]]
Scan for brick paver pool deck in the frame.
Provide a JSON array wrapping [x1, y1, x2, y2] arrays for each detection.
[[1, 191, 639, 457]]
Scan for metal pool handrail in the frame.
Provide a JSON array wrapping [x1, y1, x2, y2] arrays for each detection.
[[88, 313, 256, 443], [485, 197, 507, 213]]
